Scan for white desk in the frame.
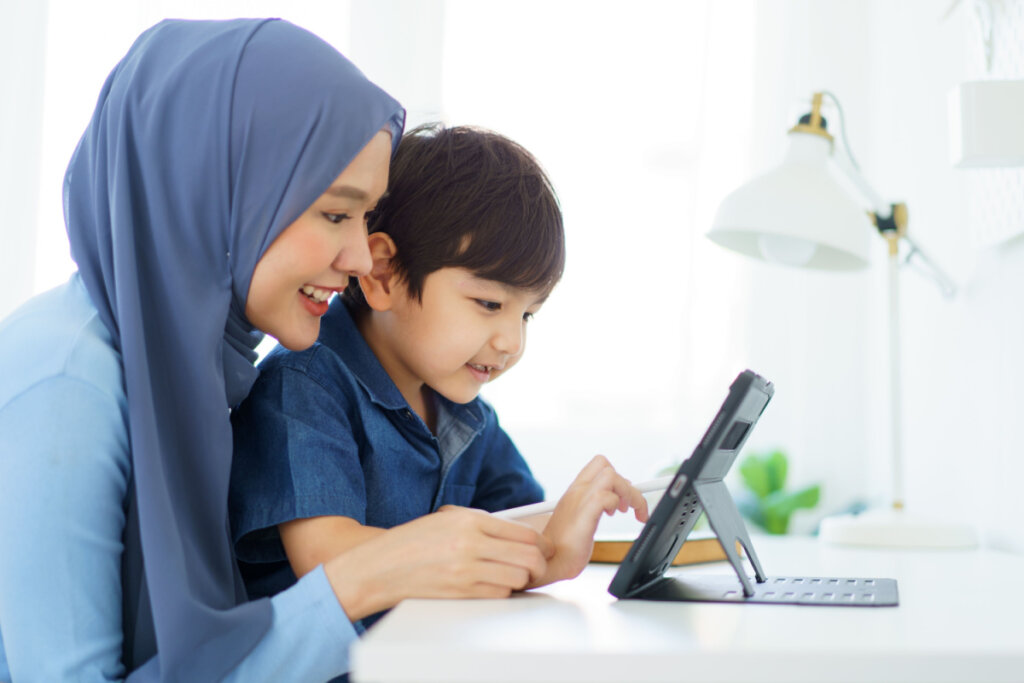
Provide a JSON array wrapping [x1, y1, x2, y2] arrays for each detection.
[[351, 535, 1024, 682]]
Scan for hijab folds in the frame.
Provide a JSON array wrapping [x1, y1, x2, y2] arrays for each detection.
[[63, 18, 403, 681]]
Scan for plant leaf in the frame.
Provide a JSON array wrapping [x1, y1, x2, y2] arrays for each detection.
[[760, 485, 821, 523], [765, 450, 788, 493], [762, 510, 789, 534], [739, 455, 771, 500]]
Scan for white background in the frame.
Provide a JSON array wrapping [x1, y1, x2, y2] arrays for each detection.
[[2, 0, 1022, 551]]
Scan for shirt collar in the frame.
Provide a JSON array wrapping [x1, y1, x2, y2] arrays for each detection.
[[319, 298, 488, 436], [319, 298, 409, 411]]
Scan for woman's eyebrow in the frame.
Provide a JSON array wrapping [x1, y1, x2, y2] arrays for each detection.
[[324, 184, 368, 200], [323, 186, 389, 207]]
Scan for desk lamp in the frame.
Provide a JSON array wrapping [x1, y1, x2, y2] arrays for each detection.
[[707, 92, 976, 548]]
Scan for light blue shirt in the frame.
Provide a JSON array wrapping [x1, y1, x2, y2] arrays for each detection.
[[0, 273, 357, 682]]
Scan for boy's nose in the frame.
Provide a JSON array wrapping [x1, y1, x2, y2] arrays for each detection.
[[492, 318, 524, 357]]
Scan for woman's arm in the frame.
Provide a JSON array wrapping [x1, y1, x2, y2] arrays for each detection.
[[321, 508, 551, 618], [279, 509, 552, 619], [0, 376, 366, 683], [227, 508, 550, 681], [0, 377, 130, 682]]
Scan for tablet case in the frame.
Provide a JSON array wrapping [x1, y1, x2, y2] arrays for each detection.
[[607, 370, 899, 607]]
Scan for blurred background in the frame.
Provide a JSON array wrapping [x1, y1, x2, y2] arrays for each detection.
[[2, 0, 1022, 548]]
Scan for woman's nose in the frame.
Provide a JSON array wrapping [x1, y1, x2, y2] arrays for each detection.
[[333, 229, 373, 278]]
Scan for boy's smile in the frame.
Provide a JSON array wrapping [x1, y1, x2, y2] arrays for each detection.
[[358, 266, 547, 424], [466, 361, 503, 383]]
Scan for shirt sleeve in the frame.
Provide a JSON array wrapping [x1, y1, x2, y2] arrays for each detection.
[[224, 565, 356, 682], [469, 405, 545, 512], [230, 358, 369, 564], [0, 376, 359, 683], [0, 376, 131, 682]]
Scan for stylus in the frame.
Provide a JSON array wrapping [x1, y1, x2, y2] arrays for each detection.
[[491, 474, 676, 520]]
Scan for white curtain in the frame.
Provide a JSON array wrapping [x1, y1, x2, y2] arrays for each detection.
[[0, 0, 49, 320]]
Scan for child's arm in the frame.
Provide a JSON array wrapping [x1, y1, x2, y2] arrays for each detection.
[[279, 515, 385, 579], [525, 455, 650, 589]]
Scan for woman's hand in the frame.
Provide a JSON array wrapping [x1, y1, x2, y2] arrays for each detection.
[[323, 506, 550, 620], [530, 455, 649, 588]]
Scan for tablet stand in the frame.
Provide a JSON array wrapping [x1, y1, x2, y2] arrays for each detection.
[[696, 479, 766, 597], [635, 479, 899, 607]]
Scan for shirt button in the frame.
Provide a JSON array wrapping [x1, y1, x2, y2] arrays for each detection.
[[404, 410, 413, 419]]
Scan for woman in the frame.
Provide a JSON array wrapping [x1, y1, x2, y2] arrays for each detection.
[[0, 19, 548, 682]]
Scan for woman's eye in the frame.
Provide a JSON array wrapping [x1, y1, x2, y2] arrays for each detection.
[[323, 213, 351, 224], [523, 311, 535, 322], [475, 299, 501, 312]]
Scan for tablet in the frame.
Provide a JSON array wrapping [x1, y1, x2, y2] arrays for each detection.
[[608, 369, 899, 607], [608, 369, 773, 600]]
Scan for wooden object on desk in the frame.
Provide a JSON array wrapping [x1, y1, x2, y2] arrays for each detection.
[[590, 531, 736, 565]]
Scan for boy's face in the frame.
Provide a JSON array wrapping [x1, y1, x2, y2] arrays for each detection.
[[376, 267, 547, 405]]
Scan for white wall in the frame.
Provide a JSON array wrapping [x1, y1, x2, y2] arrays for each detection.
[[746, 0, 1023, 551], [863, 0, 1024, 553], [426, 1, 763, 496], [738, 0, 878, 527], [3, 0, 1020, 551]]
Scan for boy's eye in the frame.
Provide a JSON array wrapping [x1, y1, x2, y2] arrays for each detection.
[[475, 299, 501, 312], [323, 212, 351, 224]]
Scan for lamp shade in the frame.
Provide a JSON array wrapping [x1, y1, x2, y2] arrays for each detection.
[[708, 133, 873, 270]]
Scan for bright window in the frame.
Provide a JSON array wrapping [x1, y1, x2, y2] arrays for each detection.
[[437, 1, 758, 490], [18, 0, 759, 493]]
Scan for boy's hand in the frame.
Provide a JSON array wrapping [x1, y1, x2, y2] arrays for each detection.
[[530, 455, 650, 588], [324, 506, 549, 620]]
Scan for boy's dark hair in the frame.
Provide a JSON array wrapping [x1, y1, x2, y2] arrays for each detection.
[[343, 123, 565, 312]]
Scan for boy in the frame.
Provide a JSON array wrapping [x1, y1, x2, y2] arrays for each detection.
[[229, 125, 647, 628]]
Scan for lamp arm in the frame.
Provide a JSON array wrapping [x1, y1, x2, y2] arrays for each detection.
[[903, 236, 958, 298], [829, 145, 892, 216], [828, 129, 958, 298]]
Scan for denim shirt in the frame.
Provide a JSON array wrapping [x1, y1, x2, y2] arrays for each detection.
[[229, 298, 544, 620]]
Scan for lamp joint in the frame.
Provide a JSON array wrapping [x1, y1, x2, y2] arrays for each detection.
[[788, 92, 835, 144], [873, 202, 908, 238]]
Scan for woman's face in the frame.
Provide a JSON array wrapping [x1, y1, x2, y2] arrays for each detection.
[[246, 129, 392, 351]]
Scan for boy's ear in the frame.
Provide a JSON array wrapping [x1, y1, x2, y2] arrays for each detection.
[[357, 233, 399, 312]]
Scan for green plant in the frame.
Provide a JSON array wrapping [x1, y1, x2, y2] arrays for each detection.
[[736, 450, 820, 534]]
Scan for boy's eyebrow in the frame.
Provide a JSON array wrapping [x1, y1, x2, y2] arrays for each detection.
[[467, 275, 550, 304]]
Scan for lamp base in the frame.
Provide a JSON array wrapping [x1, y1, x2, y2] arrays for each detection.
[[819, 508, 977, 549]]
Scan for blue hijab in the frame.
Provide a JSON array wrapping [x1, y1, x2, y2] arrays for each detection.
[[63, 19, 403, 681]]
